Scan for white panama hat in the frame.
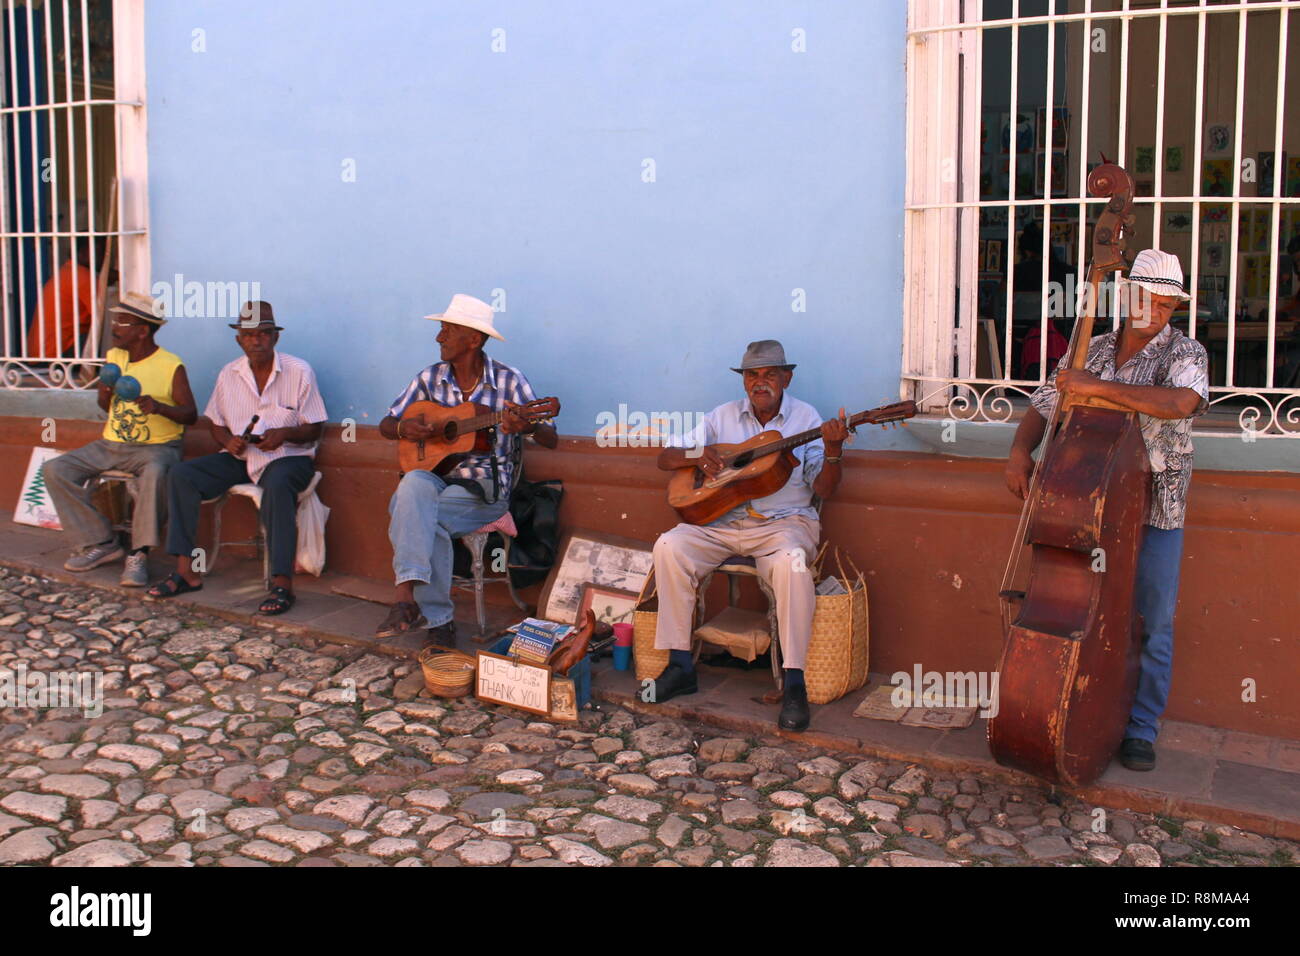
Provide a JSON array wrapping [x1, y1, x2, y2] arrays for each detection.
[[1120, 249, 1191, 301], [424, 293, 505, 341]]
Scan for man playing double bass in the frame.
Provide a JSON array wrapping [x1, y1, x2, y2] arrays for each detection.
[[1004, 250, 1209, 772]]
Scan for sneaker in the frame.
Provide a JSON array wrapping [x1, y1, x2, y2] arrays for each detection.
[[1119, 737, 1156, 772], [64, 540, 126, 572], [423, 621, 457, 649], [120, 552, 149, 587]]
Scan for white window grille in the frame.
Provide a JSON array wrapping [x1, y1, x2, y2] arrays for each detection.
[[904, 0, 1300, 438], [0, 0, 147, 389]]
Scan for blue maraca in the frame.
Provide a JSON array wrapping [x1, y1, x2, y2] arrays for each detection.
[[114, 375, 142, 401], [99, 362, 121, 388]]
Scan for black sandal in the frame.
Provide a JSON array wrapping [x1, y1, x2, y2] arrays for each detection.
[[258, 586, 296, 616], [147, 572, 203, 599]]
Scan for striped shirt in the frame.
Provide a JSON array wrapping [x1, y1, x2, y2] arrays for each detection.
[[386, 354, 537, 496], [204, 351, 328, 483], [1029, 324, 1209, 530], [668, 392, 826, 524]]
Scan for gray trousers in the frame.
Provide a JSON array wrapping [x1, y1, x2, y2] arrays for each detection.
[[42, 438, 182, 551]]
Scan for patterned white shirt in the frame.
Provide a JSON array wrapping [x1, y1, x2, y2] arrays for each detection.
[[669, 392, 826, 524], [1029, 324, 1209, 530], [386, 355, 537, 496], [204, 351, 328, 483]]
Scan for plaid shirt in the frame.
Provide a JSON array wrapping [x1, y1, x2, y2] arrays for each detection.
[[1030, 324, 1209, 530], [387, 354, 537, 495]]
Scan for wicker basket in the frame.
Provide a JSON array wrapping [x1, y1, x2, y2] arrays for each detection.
[[805, 550, 870, 704], [632, 569, 670, 681], [418, 646, 477, 698]]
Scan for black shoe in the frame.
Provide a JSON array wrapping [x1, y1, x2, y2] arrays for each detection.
[[645, 662, 698, 704], [1119, 737, 1156, 771], [424, 621, 457, 649], [778, 681, 810, 732]]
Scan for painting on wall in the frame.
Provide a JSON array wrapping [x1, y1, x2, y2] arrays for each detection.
[[1202, 159, 1234, 197], [1036, 107, 1070, 150], [1259, 152, 1288, 198], [1163, 210, 1194, 235], [1035, 150, 1068, 198], [1135, 147, 1155, 175], [1206, 124, 1232, 158], [1000, 112, 1036, 155], [1166, 147, 1184, 173]]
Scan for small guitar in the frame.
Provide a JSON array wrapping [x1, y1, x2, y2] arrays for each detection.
[[666, 401, 918, 525], [397, 397, 559, 474]]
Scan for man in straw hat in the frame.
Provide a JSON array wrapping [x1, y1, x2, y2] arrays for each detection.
[[42, 291, 197, 587], [148, 301, 327, 616], [375, 293, 558, 647], [645, 340, 852, 733], [1005, 249, 1209, 772]]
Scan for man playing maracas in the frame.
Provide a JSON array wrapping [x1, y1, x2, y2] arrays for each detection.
[[42, 291, 196, 586]]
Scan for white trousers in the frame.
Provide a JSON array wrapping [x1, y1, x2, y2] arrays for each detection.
[[651, 514, 819, 670]]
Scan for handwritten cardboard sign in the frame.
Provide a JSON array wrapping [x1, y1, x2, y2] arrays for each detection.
[[475, 651, 551, 716]]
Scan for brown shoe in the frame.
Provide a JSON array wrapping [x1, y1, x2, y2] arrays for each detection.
[[424, 621, 457, 649], [376, 601, 427, 638]]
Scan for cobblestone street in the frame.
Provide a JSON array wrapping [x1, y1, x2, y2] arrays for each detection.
[[0, 567, 1295, 868]]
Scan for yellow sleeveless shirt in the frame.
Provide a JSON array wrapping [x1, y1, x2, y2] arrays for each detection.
[[102, 346, 185, 445]]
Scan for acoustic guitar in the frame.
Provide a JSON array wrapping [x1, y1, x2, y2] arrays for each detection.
[[666, 401, 917, 525], [397, 397, 559, 474]]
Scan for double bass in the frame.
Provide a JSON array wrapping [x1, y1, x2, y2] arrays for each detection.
[[988, 162, 1150, 788]]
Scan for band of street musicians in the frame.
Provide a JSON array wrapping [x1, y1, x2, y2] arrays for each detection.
[[42, 232, 1207, 785]]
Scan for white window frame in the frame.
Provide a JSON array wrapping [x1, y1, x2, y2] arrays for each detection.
[[0, 0, 148, 389], [903, 0, 1300, 438]]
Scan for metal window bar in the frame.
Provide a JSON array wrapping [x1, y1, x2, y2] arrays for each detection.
[[0, 0, 145, 389], [904, 0, 1300, 438]]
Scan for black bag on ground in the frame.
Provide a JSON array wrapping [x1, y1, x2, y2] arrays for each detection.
[[451, 477, 564, 589]]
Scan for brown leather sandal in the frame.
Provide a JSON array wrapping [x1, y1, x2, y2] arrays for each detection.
[[375, 600, 427, 638]]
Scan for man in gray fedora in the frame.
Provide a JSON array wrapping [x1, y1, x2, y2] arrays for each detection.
[[648, 340, 851, 732]]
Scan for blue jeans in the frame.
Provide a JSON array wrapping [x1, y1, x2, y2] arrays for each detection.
[[1125, 525, 1185, 743], [388, 470, 507, 628]]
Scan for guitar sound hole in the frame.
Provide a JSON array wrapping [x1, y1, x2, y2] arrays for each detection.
[[442, 421, 459, 442], [732, 452, 752, 468]]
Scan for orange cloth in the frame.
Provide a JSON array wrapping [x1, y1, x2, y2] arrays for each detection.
[[27, 260, 94, 358]]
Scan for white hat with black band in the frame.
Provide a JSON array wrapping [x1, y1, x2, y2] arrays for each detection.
[[1121, 249, 1191, 301]]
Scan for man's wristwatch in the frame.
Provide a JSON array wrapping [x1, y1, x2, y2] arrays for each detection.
[[825, 455, 843, 464]]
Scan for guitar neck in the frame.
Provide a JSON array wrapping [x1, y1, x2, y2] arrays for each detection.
[[721, 409, 877, 464], [461, 410, 506, 434]]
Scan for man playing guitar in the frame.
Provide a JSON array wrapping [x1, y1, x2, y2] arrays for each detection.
[[649, 340, 850, 731], [376, 294, 558, 646]]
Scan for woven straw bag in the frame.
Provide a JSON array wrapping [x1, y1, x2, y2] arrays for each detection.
[[804, 548, 870, 704], [632, 569, 670, 681]]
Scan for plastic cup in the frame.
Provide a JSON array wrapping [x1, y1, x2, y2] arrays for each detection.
[[98, 362, 121, 387], [613, 645, 632, 671], [114, 375, 142, 400], [612, 622, 634, 646]]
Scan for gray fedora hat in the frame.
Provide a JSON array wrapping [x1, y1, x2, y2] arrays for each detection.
[[731, 339, 796, 374]]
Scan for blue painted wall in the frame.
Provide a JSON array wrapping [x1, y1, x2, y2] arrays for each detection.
[[144, 1, 913, 449]]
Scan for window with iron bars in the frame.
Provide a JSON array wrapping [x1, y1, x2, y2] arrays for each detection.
[[904, 0, 1300, 439], [0, 0, 147, 390]]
